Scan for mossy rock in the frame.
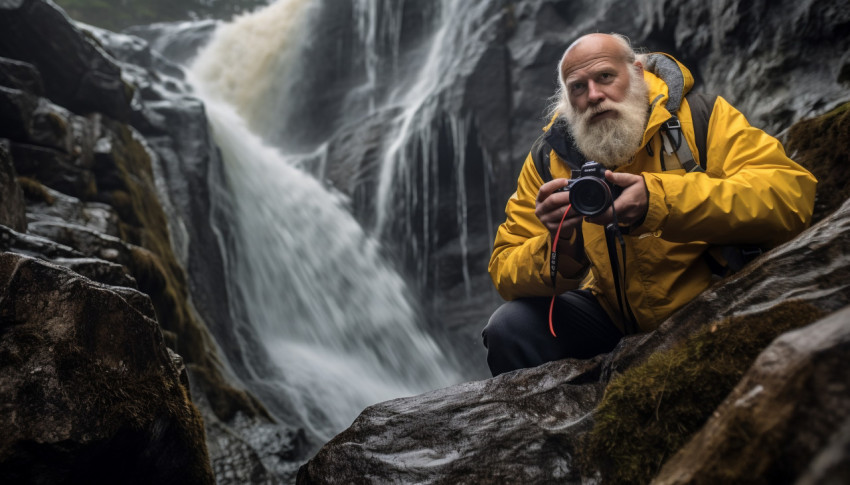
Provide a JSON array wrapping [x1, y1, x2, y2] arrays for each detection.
[[785, 102, 850, 224], [578, 300, 825, 484], [89, 117, 269, 422]]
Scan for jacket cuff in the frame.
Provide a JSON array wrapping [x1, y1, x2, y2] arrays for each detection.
[[632, 173, 668, 235]]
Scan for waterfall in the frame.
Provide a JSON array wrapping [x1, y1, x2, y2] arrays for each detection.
[[187, 0, 461, 441]]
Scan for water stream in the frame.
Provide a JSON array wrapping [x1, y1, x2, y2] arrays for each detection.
[[186, 0, 463, 441]]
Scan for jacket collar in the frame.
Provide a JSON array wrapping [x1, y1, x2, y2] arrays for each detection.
[[543, 52, 694, 170]]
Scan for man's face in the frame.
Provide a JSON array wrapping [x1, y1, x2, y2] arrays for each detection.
[[558, 35, 649, 168], [562, 56, 633, 118]]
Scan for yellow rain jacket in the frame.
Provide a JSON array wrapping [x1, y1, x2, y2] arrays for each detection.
[[489, 55, 817, 333]]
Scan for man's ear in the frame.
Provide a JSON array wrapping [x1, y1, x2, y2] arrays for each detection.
[[633, 60, 643, 71]]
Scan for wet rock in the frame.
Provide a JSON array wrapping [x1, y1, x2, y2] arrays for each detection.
[[653, 305, 850, 484], [0, 252, 214, 485], [0, 0, 132, 122], [0, 56, 44, 95], [24, 181, 122, 238], [0, 143, 26, 232], [298, 194, 850, 483], [9, 142, 97, 199], [298, 356, 605, 484]]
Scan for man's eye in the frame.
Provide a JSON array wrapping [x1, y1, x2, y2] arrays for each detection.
[[570, 83, 586, 94]]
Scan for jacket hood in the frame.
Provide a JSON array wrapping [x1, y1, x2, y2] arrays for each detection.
[[641, 53, 695, 145]]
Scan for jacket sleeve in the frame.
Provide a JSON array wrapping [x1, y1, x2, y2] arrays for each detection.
[[488, 153, 587, 301], [636, 95, 817, 247]]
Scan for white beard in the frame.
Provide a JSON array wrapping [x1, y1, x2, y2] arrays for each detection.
[[564, 69, 649, 169]]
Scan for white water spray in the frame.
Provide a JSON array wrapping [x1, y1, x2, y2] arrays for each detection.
[[188, 0, 460, 440]]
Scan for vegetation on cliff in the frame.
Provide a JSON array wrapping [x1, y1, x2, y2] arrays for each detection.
[[579, 301, 825, 484]]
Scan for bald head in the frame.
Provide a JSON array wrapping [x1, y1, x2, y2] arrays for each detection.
[[559, 33, 635, 83]]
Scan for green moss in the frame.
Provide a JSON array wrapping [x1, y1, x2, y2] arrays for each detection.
[[87, 119, 268, 423], [578, 300, 825, 485], [785, 101, 850, 224]]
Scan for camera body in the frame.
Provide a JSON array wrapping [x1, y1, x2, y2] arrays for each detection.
[[556, 161, 622, 217]]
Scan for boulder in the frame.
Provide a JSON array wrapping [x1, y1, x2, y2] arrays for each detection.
[[0, 0, 131, 122], [0, 252, 214, 485], [297, 193, 850, 483], [653, 305, 850, 484]]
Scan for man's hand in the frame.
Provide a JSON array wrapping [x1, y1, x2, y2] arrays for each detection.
[[535, 179, 583, 247], [584, 171, 649, 228]]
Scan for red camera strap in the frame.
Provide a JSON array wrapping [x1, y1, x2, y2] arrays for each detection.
[[548, 203, 572, 337]]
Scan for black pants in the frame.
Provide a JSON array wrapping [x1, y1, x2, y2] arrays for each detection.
[[481, 290, 623, 376]]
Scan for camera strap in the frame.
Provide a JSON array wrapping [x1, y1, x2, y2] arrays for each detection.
[[548, 203, 572, 337], [605, 213, 638, 335]]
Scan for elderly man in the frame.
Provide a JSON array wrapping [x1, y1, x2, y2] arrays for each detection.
[[482, 33, 817, 377]]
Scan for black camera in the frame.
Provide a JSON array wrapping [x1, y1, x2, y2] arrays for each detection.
[[556, 161, 622, 217]]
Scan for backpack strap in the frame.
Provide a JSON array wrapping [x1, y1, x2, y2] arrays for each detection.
[[531, 120, 585, 183], [531, 133, 553, 183], [659, 92, 717, 173], [686, 92, 717, 171]]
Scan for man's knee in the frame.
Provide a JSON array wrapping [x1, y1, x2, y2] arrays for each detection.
[[482, 299, 542, 350]]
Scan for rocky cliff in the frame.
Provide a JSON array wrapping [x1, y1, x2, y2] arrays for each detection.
[[1, 0, 306, 483], [2, 0, 849, 483]]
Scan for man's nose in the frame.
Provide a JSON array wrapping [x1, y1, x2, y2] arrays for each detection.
[[587, 81, 606, 104]]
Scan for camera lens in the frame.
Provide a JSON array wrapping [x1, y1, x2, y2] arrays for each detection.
[[570, 178, 612, 217]]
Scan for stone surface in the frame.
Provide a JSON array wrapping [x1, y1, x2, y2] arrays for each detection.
[[4, 0, 850, 483], [0, 56, 44, 96], [0, 143, 26, 232], [653, 305, 850, 484], [0, 0, 131, 122], [298, 357, 605, 484], [0, 3, 301, 483], [0, 252, 214, 484], [297, 196, 850, 483]]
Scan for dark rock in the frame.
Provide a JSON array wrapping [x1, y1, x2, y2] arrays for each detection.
[[786, 102, 850, 224], [0, 83, 96, 166], [0, 143, 26, 232], [297, 193, 850, 483], [0, 56, 44, 95], [0, 85, 38, 141], [653, 305, 850, 484], [0, 252, 214, 485], [0, 0, 132, 122], [24, 182, 122, 238], [797, 415, 850, 485], [297, 357, 605, 484], [0, 223, 82, 260], [52, 256, 138, 288], [9, 142, 97, 199]]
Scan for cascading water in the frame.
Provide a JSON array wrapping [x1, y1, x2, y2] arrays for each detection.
[[187, 0, 461, 441]]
